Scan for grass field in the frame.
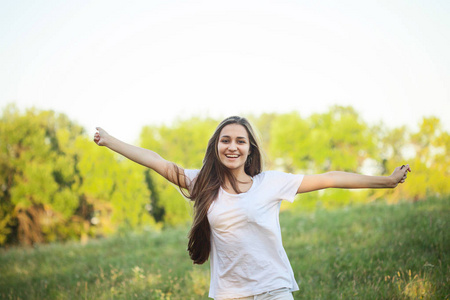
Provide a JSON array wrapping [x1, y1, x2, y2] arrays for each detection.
[[1, 196, 448, 299]]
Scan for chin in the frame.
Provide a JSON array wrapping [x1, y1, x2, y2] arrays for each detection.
[[219, 157, 246, 171], [223, 164, 245, 171]]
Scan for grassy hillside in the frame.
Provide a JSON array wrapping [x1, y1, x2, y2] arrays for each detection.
[[1, 196, 448, 299]]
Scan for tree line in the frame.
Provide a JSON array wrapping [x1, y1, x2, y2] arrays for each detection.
[[0, 104, 448, 246]]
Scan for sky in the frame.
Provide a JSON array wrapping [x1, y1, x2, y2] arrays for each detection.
[[1, 0, 449, 143]]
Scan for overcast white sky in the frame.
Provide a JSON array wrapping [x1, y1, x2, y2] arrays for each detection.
[[1, 0, 449, 143]]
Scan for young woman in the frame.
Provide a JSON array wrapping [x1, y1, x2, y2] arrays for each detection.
[[94, 116, 411, 300]]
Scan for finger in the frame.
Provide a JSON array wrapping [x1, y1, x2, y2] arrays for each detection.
[[400, 165, 411, 174], [401, 164, 411, 172]]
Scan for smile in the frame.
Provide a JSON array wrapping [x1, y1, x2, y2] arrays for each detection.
[[225, 154, 239, 158]]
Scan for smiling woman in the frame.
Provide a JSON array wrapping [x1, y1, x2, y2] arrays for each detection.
[[94, 116, 411, 300], [217, 124, 252, 177]]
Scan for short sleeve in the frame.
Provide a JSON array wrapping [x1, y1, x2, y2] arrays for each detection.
[[267, 171, 304, 203], [184, 169, 200, 192]]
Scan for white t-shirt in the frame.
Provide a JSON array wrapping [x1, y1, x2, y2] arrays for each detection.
[[184, 169, 304, 300]]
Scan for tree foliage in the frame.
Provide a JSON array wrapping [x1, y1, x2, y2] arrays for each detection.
[[403, 117, 449, 200], [0, 105, 155, 246], [268, 107, 377, 209], [269, 106, 375, 173], [139, 117, 217, 226], [0, 105, 83, 244], [0, 104, 448, 246]]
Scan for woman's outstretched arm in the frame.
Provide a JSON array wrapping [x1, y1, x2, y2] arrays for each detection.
[[297, 164, 411, 194], [94, 127, 188, 188]]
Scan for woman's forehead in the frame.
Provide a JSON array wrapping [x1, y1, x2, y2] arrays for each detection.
[[219, 124, 248, 138]]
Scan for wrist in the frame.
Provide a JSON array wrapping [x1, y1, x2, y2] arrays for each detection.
[[102, 134, 115, 148], [386, 175, 397, 188]]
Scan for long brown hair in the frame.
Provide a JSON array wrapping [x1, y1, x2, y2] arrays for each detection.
[[185, 116, 263, 264]]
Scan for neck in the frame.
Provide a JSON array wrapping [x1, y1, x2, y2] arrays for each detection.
[[222, 169, 253, 194], [230, 168, 250, 181], [224, 168, 252, 188]]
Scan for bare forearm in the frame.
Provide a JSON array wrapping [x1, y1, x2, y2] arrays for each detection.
[[327, 171, 396, 189], [298, 165, 410, 194], [104, 135, 163, 168], [94, 127, 186, 188]]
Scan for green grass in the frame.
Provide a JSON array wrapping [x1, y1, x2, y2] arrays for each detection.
[[1, 196, 448, 299]]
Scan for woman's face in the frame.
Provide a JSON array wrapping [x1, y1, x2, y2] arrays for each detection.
[[217, 124, 251, 173]]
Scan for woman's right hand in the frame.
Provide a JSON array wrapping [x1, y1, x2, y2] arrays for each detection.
[[92, 126, 187, 188], [389, 164, 411, 187], [94, 127, 109, 146]]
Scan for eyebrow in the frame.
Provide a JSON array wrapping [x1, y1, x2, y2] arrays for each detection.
[[220, 135, 248, 139]]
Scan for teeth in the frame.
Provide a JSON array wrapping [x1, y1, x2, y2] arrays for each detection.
[[226, 155, 239, 158]]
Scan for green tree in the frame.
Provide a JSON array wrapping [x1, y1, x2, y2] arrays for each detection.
[[369, 124, 410, 203], [75, 135, 158, 238], [0, 105, 158, 246], [2, 105, 446, 244], [268, 107, 377, 210], [0, 105, 82, 244], [407, 117, 449, 200], [247, 112, 278, 169], [139, 117, 217, 226], [374, 117, 450, 203]]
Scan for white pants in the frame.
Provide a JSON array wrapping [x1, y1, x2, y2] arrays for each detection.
[[221, 288, 294, 300]]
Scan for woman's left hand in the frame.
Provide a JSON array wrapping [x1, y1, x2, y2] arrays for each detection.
[[390, 164, 412, 187]]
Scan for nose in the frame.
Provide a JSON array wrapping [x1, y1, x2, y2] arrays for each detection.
[[228, 142, 237, 151]]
